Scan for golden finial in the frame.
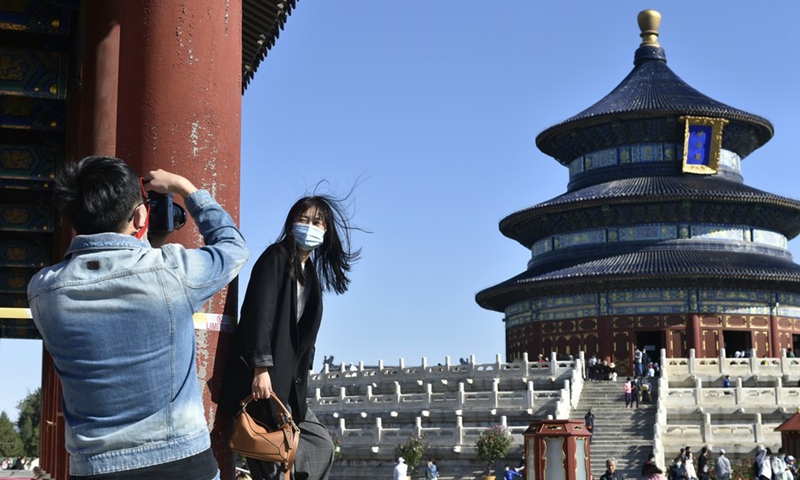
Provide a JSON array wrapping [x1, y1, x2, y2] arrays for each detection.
[[637, 10, 662, 47]]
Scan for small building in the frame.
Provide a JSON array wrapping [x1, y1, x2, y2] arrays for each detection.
[[775, 408, 800, 459]]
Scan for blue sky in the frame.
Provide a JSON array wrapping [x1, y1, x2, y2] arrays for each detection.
[[2, 1, 800, 421]]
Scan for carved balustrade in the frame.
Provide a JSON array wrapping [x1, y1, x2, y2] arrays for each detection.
[[654, 348, 800, 465], [309, 352, 578, 390], [309, 379, 562, 414], [314, 352, 585, 453], [336, 414, 528, 449]]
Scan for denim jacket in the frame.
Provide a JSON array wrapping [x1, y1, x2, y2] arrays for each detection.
[[28, 190, 249, 476]]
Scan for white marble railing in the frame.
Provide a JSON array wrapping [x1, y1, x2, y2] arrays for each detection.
[[309, 352, 578, 389], [662, 378, 800, 411], [657, 415, 781, 446], [337, 414, 528, 449], [654, 348, 796, 465], [662, 348, 800, 381], [309, 379, 562, 413], [321, 353, 587, 453]]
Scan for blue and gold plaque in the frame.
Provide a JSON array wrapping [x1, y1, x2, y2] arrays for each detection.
[[681, 116, 728, 175]]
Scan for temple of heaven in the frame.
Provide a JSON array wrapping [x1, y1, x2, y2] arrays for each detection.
[[476, 10, 800, 374]]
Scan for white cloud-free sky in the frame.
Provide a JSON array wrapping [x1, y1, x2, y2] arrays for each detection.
[[3, 1, 800, 421]]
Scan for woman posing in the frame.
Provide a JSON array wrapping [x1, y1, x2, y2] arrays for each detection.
[[224, 195, 359, 480]]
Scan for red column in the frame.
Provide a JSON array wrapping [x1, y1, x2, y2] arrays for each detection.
[[770, 313, 780, 357], [39, 351, 66, 478], [597, 316, 614, 362], [78, 0, 121, 157], [115, 2, 243, 478], [690, 314, 702, 354], [38, 3, 125, 474]]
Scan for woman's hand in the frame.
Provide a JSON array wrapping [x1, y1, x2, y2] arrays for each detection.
[[252, 367, 272, 400]]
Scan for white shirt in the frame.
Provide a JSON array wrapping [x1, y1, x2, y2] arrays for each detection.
[[394, 461, 408, 480]]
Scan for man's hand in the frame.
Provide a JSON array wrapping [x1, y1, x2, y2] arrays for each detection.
[[142, 169, 198, 199], [252, 367, 272, 400]]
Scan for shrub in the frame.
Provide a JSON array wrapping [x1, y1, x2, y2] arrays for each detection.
[[731, 458, 756, 480], [396, 436, 427, 475], [328, 431, 342, 461], [476, 425, 512, 476]]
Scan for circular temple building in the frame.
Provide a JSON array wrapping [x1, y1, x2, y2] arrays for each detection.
[[476, 10, 800, 374]]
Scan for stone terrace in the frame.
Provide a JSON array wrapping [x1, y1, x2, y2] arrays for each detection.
[[310, 353, 583, 480], [312, 350, 800, 480], [654, 348, 800, 467]]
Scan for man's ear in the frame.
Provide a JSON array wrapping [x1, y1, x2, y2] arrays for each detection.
[[133, 205, 148, 231]]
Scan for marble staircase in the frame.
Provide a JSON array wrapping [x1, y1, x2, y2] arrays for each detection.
[[575, 379, 658, 480]]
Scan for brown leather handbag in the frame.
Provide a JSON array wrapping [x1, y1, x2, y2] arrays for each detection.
[[229, 392, 300, 480]]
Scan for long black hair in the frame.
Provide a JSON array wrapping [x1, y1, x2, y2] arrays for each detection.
[[277, 194, 360, 295]]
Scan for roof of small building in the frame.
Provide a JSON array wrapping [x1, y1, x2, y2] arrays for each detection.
[[775, 409, 800, 432], [242, 0, 298, 91], [535, 10, 774, 164]]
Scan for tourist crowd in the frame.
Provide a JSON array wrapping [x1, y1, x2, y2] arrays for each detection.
[[1, 456, 35, 470], [598, 445, 797, 480]]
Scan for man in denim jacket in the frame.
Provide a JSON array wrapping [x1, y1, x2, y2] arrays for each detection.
[[27, 156, 249, 479]]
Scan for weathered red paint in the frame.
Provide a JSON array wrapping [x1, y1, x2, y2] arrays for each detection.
[[40, 1, 244, 478], [78, 0, 121, 157], [115, 2, 244, 477]]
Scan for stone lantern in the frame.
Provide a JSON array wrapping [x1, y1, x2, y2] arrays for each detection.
[[524, 419, 591, 480]]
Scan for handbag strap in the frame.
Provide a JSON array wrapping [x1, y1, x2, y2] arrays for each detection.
[[240, 392, 295, 423], [240, 392, 300, 480]]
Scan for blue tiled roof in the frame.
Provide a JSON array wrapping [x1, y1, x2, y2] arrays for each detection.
[[535, 45, 774, 163], [476, 249, 800, 312], [500, 175, 800, 245]]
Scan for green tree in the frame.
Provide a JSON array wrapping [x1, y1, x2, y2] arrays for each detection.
[[0, 411, 24, 457], [476, 425, 512, 477], [395, 435, 427, 476], [16, 388, 41, 457]]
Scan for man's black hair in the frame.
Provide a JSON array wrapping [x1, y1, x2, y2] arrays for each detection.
[[54, 156, 142, 235]]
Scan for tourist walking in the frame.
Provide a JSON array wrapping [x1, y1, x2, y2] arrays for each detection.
[[786, 456, 797, 480], [772, 448, 790, 480], [697, 447, 710, 480], [624, 377, 633, 408], [504, 465, 522, 480], [599, 459, 623, 480], [685, 452, 698, 480], [394, 458, 407, 480], [757, 446, 773, 480], [223, 193, 360, 480], [426, 459, 439, 480], [669, 457, 688, 480], [642, 453, 657, 477], [634, 347, 644, 376], [644, 463, 667, 480], [714, 449, 732, 480], [584, 409, 595, 444]]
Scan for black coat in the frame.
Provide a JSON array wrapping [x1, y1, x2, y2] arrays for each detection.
[[669, 464, 688, 480], [222, 242, 323, 425]]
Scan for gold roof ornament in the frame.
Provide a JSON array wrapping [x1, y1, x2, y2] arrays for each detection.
[[637, 9, 662, 47]]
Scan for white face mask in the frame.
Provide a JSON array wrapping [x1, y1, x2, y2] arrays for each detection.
[[293, 223, 325, 250]]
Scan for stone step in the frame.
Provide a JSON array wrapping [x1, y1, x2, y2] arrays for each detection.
[[578, 379, 658, 480]]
